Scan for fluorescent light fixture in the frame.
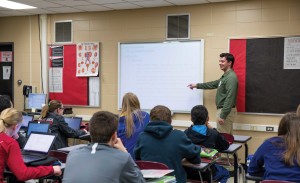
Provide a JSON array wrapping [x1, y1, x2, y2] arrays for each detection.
[[0, 0, 37, 10]]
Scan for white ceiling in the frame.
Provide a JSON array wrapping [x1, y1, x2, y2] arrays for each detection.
[[0, 0, 239, 17]]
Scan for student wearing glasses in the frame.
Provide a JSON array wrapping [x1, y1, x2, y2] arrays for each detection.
[[40, 100, 87, 150]]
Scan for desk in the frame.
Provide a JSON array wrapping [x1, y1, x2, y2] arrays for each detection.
[[221, 143, 242, 183], [57, 144, 88, 153], [4, 156, 58, 183], [233, 135, 252, 166], [182, 159, 215, 183]]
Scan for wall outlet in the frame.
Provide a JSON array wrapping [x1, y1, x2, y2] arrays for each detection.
[[266, 126, 274, 131]]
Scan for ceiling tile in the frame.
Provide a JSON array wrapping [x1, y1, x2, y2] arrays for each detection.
[[46, 6, 85, 13], [46, 0, 92, 6], [23, 1, 63, 8], [167, 0, 209, 5], [19, 8, 56, 14], [74, 4, 112, 11], [103, 2, 142, 10], [0, 0, 240, 17], [131, 0, 173, 8], [87, 0, 124, 5]]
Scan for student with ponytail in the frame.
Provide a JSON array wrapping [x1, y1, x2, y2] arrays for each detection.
[[0, 108, 61, 183], [118, 93, 150, 158], [40, 100, 87, 150]]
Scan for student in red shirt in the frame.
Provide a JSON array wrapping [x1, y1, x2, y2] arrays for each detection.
[[0, 108, 61, 183]]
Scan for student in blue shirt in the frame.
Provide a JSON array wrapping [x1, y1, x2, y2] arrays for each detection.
[[248, 113, 300, 182], [118, 93, 150, 158]]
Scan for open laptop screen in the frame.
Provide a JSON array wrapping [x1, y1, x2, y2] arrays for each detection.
[[21, 115, 34, 127], [23, 133, 56, 154], [64, 117, 82, 130], [26, 122, 50, 137]]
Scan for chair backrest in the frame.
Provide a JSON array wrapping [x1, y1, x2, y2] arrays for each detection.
[[135, 160, 169, 170], [261, 181, 296, 183], [220, 133, 234, 144], [48, 150, 68, 163]]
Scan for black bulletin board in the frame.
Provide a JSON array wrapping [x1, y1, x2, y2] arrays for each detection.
[[0, 43, 14, 101], [230, 37, 300, 114]]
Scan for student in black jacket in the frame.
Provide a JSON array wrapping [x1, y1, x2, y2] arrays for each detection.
[[184, 105, 229, 151], [184, 105, 230, 183], [40, 100, 86, 150]]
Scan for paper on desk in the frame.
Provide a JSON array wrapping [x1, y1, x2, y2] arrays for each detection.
[[141, 169, 174, 178]]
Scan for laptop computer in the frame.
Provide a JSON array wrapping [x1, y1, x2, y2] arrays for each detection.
[[64, 117, 82, 130], [26, 121, 50, 137], [22, 132, 56, 164], [21, 115, 34, 128]]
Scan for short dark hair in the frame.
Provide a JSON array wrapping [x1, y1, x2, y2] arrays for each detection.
[[0, 95, 12, 113], [220, 53, 235, 68], [89, 111, 118, 143], [150, 105, 172, 124], [191, 105, 208, 125]]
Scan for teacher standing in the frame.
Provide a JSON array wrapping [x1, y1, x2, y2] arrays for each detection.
[[188, 53, 238, 134]]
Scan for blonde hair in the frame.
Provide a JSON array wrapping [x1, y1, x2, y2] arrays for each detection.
[[121, 92, 142, 137], [297, 104, 300, 116], [0, 108, 22, 133], [40, 100, 63, 119]]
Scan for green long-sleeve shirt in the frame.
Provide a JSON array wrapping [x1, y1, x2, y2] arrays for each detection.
[[196, 69, 238, 119]]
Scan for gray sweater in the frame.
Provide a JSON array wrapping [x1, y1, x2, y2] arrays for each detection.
[[62, 143, 145, 183]]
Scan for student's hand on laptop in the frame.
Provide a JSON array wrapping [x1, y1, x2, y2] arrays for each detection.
[[114, 138, 128, 153], [53, 166, 62, 176]]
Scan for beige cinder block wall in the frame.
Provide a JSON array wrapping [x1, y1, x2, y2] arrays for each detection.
[[0, 16, 41, 110], [1, 0, 300, 159]]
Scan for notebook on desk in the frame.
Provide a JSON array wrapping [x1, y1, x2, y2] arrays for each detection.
[[26, 121, 50, 137], [22, 132, 56, 164], [64, 117, 82, 130], [200, 147, 218, 159], [141, 169, 174, 179]]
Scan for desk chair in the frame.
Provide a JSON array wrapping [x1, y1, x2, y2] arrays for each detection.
[[217, 133, 235, 167], [245, 173, 263, 183], [261, 181, 296, 183], [48, 150, 68, 163], [135, 160, 169, 170]]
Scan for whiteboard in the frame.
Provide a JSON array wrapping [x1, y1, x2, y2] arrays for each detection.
[[118, 41, 204, 113]]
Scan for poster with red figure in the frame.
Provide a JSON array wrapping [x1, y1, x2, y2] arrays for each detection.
[[76, 42, 99, 77]]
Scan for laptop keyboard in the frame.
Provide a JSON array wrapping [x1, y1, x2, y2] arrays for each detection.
[[22, 154, 44, 163]]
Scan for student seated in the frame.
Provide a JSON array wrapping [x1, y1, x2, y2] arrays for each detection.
[[184, 105, 230, 183], [62, 111, 145, 183], [134, 105, 201, 183], [118, 92, 150, 159], [0, 95, 27, 148], [0, 108, 61, 183], [40, 100, 87, 150], [248, 113, 300, 182]]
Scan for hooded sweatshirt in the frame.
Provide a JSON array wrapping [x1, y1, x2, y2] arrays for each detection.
[[134, 121, 201, 183], [184, 125, 229, 151]]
